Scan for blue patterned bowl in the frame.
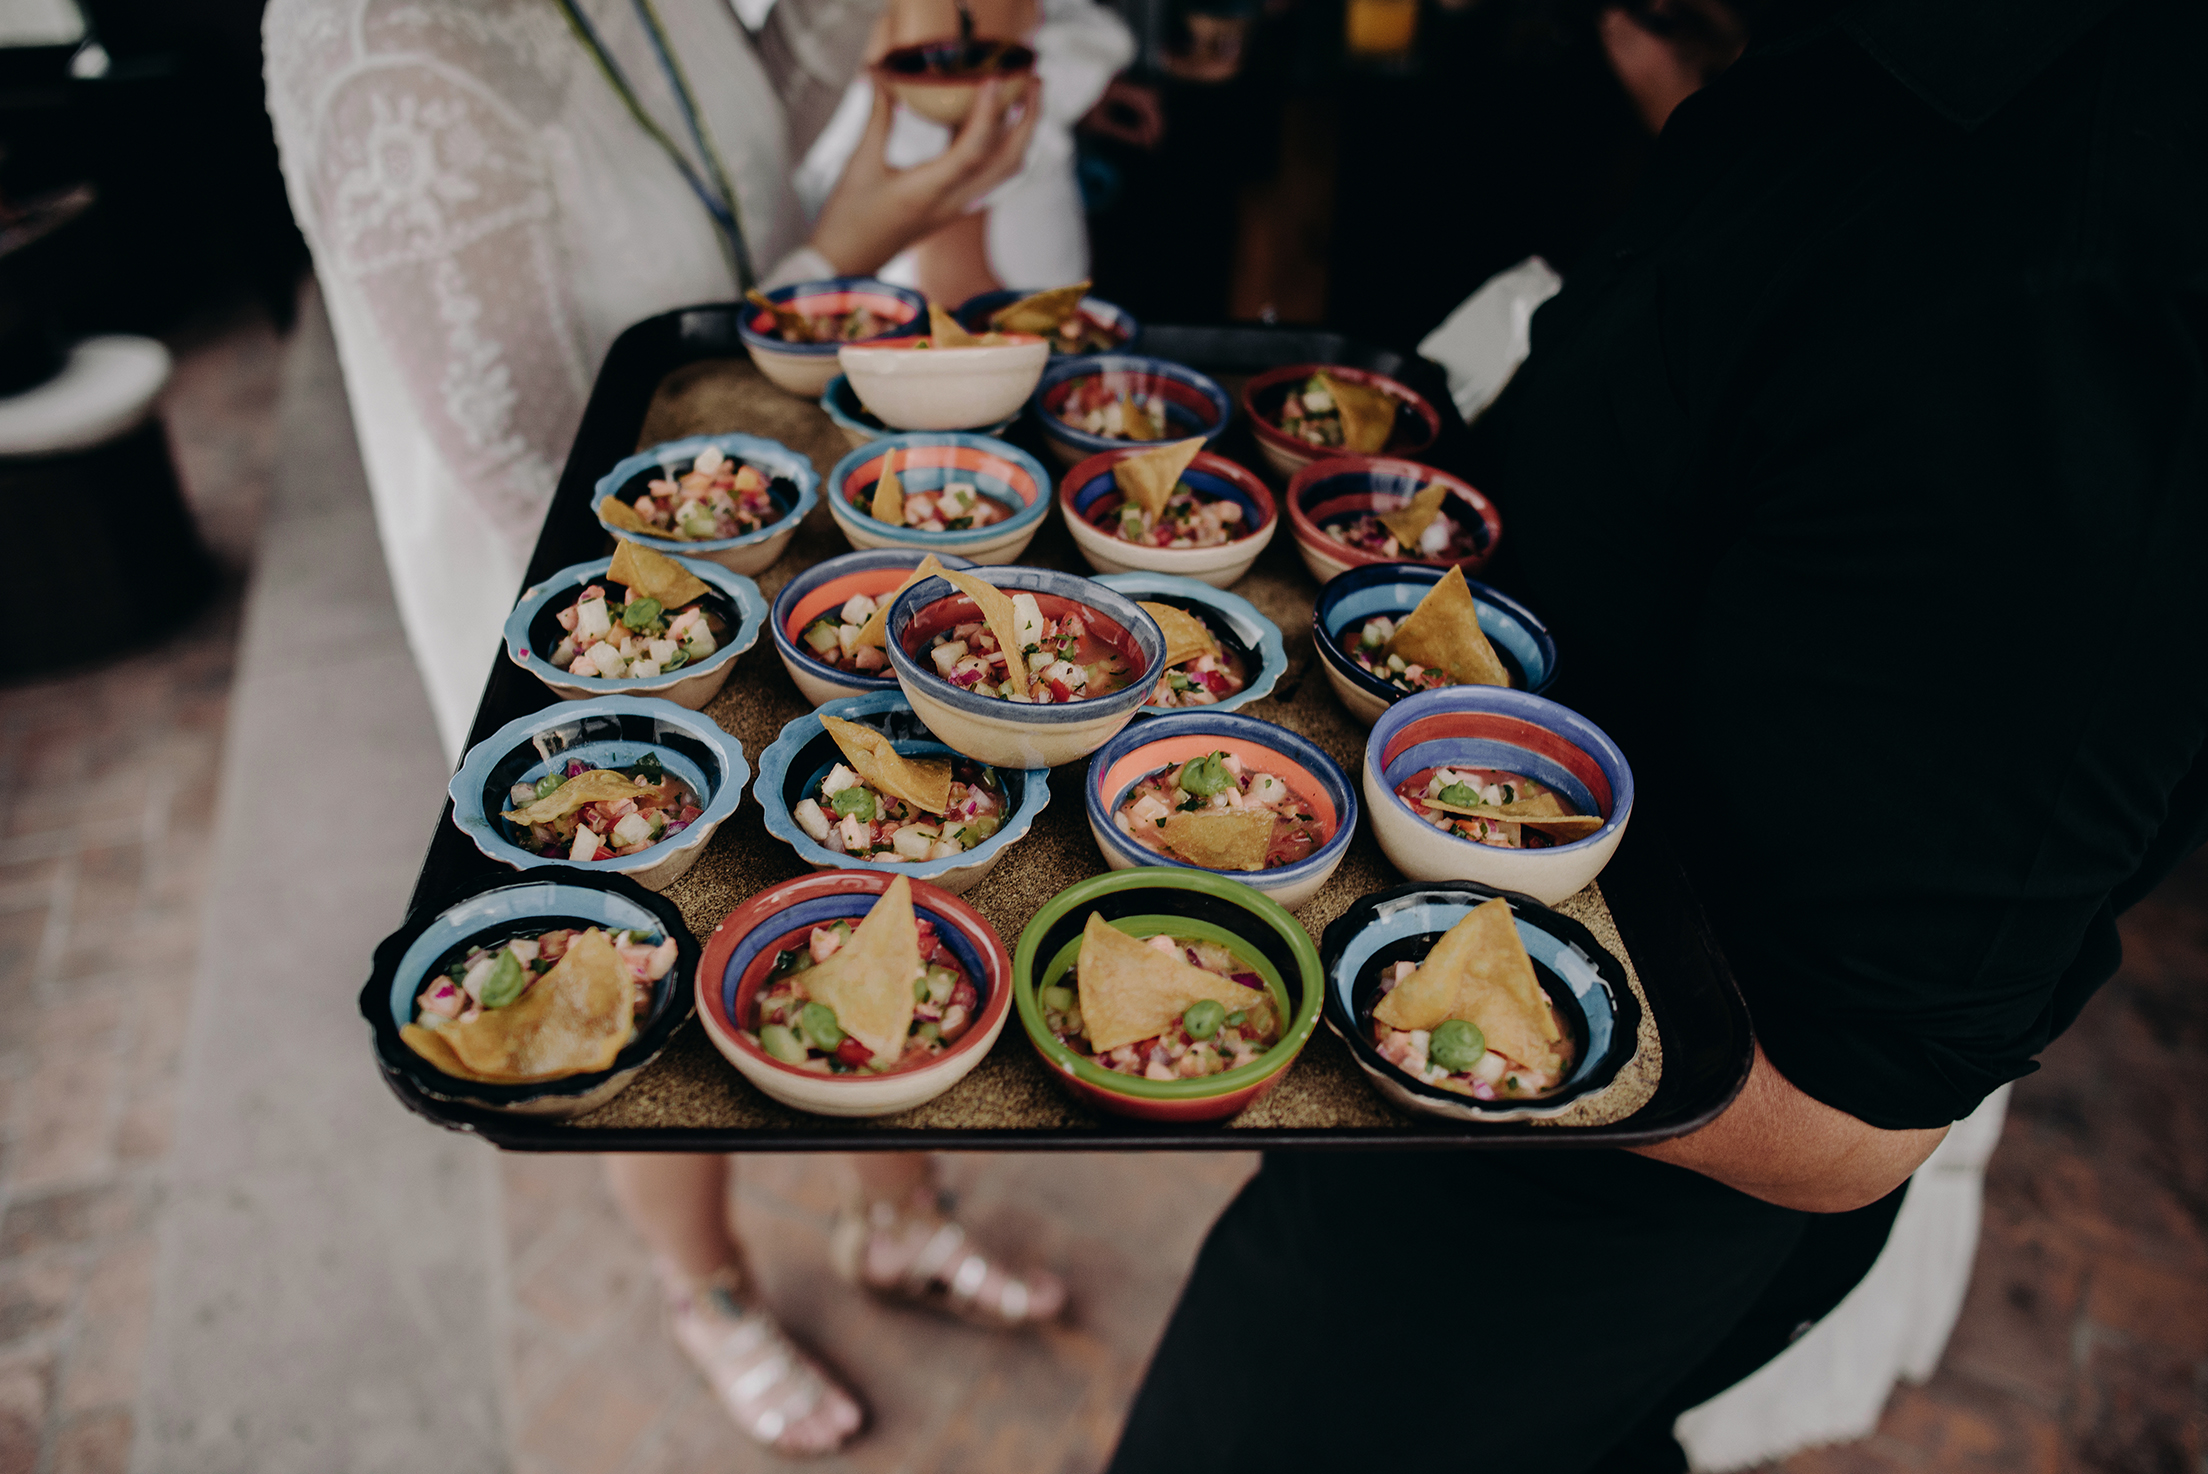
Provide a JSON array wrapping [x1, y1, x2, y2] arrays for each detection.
[[592, 432, 820, 576], [1313, 562, 1558, 728], [1092, 572, 1286, 716], [1030, 354, 1232, 468], [769, 548, 980, 707], [826, 433, 1053, 564], [504, 555, 765, 711], [954, 288, 1139, 353]]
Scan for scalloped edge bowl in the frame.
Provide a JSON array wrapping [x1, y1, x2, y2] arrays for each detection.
[[504, 555, 766, 710], [591, 433, 821, 576], [1091, 572, 1286, 716]]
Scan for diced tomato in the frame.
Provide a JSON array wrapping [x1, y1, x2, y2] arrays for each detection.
[[677, 805, 702, 824], [949, 979, 978, 1014], [833, 1036, 874, 1068], [537, 929, 572, 961]]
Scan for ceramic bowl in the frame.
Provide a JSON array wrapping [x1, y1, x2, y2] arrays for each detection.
[[825, 433, 1052, 564], [1364, 686, 1632, 904], [504, 555, 766, 711], [448, 697, 750, 892], [1285, 455, 1502, 586], [1311, 563, 1558, 728], [1084, 711, 1357, 912], [875, 37, 1036, 126], [820, 373, 1016, 450], [955, 289, 1139, 354], [363, 871, 698, 1119], [770, 548, 979, 707], [885, 565, 1165, 768], [1239, 363, 1442, 482], [1013, 868, 1324, 1123], [837, 334, 1051, 431], [754, 691, 1051, 895], [1030, 354, 1232, 468], [1319, 879, 1640, 1123], [1057, 446, 1278, 586], [696, 870, 1013, 1117], [1092, 572, 1285, 716], [737, 278, 926, 399], [592, 433, 820, 577]]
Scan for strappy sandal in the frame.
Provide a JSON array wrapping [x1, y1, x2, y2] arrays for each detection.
[[829, 1198, 1069, 1330], [667, 1271, 865, 1457]]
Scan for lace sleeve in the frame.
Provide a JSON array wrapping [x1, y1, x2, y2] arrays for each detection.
[[752, 0, 887, 158]]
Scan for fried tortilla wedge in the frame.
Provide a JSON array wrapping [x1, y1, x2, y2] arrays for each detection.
[[819, 714, 952, 816], [599, 496, 662, 537], [1075, 912, 1267, 1054], [927, 303, 980, 347], [1372, 897, 1561, 1074], [802, 875, 923, 1063], [1112, 437, 1207, 521], [403, 926, 635, 1083], [746, 288, 814, 341], [871, 447, 906, 527], [940, 569, 1027, 680], [502, 768, 650, 826], [990, 281, 1090, 334], [1118, 393, 1163, 441], [1139, 602, 1219, 670], [1417, 788, 1604, 839], [1376, 484, 1448, 552], [854, 555, 950, 649], [1161, 807, 1275, 872], [1317, 372, 1399, 453], [607, 539, 710, 611], [1386, 566, 1511, 688]]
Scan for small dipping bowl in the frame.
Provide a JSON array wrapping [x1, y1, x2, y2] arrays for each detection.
[[821, 373, 1015, 450], [771, 548, 979, 707], [737, 278, 926, 399], [1058, 445, 1277, 587], [504, 554, 766, 711], [1364, 685, 1632, 904], [1013, 869, 1324, 1123], [838, 333, 1051, 431], [1084, 710, 1357, 912], [1239, 363, 1442, 482], [1285, 455, 1502, 587], [1312, 562, 1557, 728], [1030, 354, 1232, 469], [1092, 572, 1285, 716], [1320, 879, 1641, 1123], [885, 565, 1165, 769], [875, 37, 1036, 126], [697, 870, 1013, 1117], [592, 432, 820, 577], [363, 871, 698, 1119], [825, 433, 1052, 564], [449, 697, 750, 892], [955, 289, 1140, 355], [754, 690, 1051, 896]]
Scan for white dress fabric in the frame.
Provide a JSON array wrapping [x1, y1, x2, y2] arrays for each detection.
[[264, 0, 874, 757]]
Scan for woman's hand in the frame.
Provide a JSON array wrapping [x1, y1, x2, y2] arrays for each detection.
[[808, 79, 1041, 278]]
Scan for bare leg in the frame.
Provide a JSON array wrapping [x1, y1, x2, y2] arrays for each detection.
[[603, 1152, 740, 1278], [836, 1153, 1068, 1326]]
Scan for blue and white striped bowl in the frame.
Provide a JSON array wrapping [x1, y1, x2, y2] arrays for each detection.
[[504, 555, 765, 711], [1313, 562, 1558, 728], [592, 432, 820, 577]]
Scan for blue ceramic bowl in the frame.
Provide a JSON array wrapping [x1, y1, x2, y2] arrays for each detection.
[[1312, 562, 1558, 728], [1084, 710, 1357, 912], [1365, 685, 1632, 905], [770, 548, 979, 707], [737, 277, 927, 397], [1319, 880, 1640, 1122], [504, 555, 766, 711], [753, 690, 1050, 895], [449, 697, 750, 892], [592, 433, 820, 577], [826, 433, 1053, 564], [821, 373, 1016, 448], [362, 871, 699, 1117], [885, 565, 1166, 768], [1029, 354, 1233, 468], [954, 288, 1140, 353], [1092, 572, 1286, 715]]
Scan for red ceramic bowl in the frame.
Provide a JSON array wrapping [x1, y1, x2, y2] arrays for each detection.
[[1285, 455, 1503, 586], [1240, 363, 1441, 481]]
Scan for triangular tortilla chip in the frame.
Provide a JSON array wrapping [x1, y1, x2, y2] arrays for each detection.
[[819, 714, 952, 816], [1074, 913, 1267, 1054], [801, 875, 923, 1063], [1112, 437, 1206, 521], [1376, 484, 1448, 552], [871, 447, 905, 527], [1161, 807, 1274, 871], [854, 555, 949, 650], [746, 288, 813, 341], [404, 927, 635, 1083], [1139, 602, 1219, 670], [502, 768, 649, 826], [1118, 394, 1162, 441], [927, 303, 980, 348], [1416, 788, 1605, 839], [599, 496, 662, 537], [939, 569, 1027, 683], [607, 539, 710, 610], [990, 281, 1090, 334], [1371, 897, 1561, 1075], [1386, 567, 1511, 688], [1318, 372, 1399, 453]]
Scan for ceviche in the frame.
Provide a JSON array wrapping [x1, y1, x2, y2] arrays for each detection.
[[853, 449, 1014, 532], [1114, 749, 1330, 872], [1323, 503, 1484, 562], [747, 290, 897, 345], [1394, 766, 1602, 850], [792, 713, 1007, 863], [1093, 481, 1243, 548], [987, 282, 1122, 353], [1047, 914, 1280, 1081], [501, 756, 703, 862], [1275, 370, 1398, 453], [603, 445, 780, 541], [1369, 896, 1575, 1101], [402, 923, 674, 1083], [919, 570, 1134, 704], [1059, 378, 1168, 441], [549, 587, 718, 681]]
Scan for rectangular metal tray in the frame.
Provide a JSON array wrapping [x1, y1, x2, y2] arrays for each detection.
[[380, 305, 1752, 1150]]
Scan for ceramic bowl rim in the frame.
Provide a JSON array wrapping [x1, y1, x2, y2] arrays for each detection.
[[1028, 353, 1233, 460], [735, 277, 928, 359], [952, 289, 1139, 348], [769, 548, 980, 695], [820, 374, 1016, 443], [591, 432, 821, 554], [1090, 571, 1287, 715], [504, 555, 767, 696], [1012, 868, 1324, 1101], [1284, 454, 1503, 573], [1240, 362, 1442, 462], [874, 36, 1038, 79], [1057, 445, 1279, 551], [1310, 561, 1560, 707], [825, 433, 1054, 548], [838, 333, 1050, 363]]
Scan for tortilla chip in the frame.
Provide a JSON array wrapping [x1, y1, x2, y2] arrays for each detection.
[[927, 303, 980, 348], [1139, 602, 1219, 670], [854, 555, 949, 649], [404, 926, 635, 1083], [871, 447, 905, 527], [802, 875, 923, 1063], [819, 714, 952, 816], [599, 496, 662, 537], [1371, 897, 1561, 1075], [746, 288, 813, 341], [1417, 788, 1605, 839], [1112, 437, 1207, 521], [607, 539, 710, 610], [1075, 913, 1268, 1054], [1376, 484, 1448, 553], [990, 281, 1090, 334], [1386, 566, 1511, 688], [939, 568, 1028, 681], [1318, 372, 1399, 453], [1161, 807, 1275, 872], [502, 768, 649, 826], [1118, 394, 1162, 441]]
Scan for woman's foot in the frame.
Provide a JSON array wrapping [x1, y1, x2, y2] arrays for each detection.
[[830, 1193, 1069, 1330], [665, 1268, 865, 1457]]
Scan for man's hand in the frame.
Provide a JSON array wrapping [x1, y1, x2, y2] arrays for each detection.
[[1632, 1043, 1949, 1213]]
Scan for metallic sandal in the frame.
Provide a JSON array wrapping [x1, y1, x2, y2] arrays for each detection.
[[829, 1200, 1068, 1330], [668, 1274, 865, 1457]]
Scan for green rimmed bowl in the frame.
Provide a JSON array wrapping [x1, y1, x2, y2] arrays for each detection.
[[1013, 869, 1323, 1122]]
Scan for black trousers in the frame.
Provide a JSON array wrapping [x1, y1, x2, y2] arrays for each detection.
[[1106, 1150, 1907, 1474]]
